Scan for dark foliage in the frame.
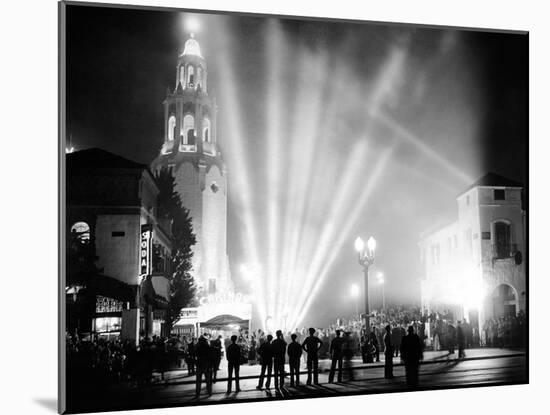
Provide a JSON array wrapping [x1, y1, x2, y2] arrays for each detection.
[[154, 167, 197, 333]]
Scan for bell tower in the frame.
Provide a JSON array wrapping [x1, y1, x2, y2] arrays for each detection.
[[151, 34, 232, 296]]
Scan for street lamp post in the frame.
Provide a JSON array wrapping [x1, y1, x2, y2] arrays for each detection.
[[355, 236, 376, 332]]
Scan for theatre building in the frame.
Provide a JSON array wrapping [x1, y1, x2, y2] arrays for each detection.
[[66, 148, 173, 342], [419, 173, 526, 342]]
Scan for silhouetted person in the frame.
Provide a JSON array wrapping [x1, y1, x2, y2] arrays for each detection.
[[447, 323, 456, 354], [257, 334, 274, 389], [400, 326, 423, 388], [210, 335, 222, 383], [287, 333, 302, 386], [456, 321, 466, 359], [383, 325, 394, 379], [343, 331, 355, 381], [328, 329, 345, 383], [226, 335, 242, 393], [302, 328, 323, 385], [391, 325, 403, 357], [272, 330, 287, 389], [360, 329, 369, 363], [186, 337, 196, 375], [194, 336, 212, 397], [369, 328, 380, 362]]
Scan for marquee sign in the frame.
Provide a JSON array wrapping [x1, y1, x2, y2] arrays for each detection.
[[95, 296, 123, 313], [198, 291, 251, 306], [180, 308, 199, 319], [140, 224, 153, 277]]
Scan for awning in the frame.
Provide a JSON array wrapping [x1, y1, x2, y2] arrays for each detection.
[[140, 275, 169, 309], [88, 274, 136, 303]]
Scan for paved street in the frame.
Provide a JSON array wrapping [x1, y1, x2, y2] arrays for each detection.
[[70, 348, 526, 413]]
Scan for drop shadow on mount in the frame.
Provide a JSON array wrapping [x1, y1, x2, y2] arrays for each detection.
[[34, 398, 57, 413]]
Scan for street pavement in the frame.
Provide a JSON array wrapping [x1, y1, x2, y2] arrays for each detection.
[[72, 348, 527, 413]]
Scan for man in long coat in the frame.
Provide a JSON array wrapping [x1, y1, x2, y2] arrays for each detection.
[[400, 326, 423, 387]]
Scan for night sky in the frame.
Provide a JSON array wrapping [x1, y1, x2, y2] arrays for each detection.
[[65, 4, 527, 326]]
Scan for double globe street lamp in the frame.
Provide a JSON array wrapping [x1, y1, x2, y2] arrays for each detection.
[[354, 236, 376, 331]]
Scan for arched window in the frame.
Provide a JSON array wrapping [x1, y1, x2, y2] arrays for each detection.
[[187, 129, 195, 146], [494, 221, 512, 258], [182, 114, 195, 145], [167, 115, 176, 141], [197, 67, 202, 88], [203, 118, 211, 142], [179, 66, 185, 85], [187, 65, 195, 86], [70, 221, 90, 245]]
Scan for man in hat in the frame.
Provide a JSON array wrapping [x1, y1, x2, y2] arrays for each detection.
[[272, 330, 287, 389], [400, 326, 423, 387], [328, 329, 345, 383], [287, 333, 302, 387], [383, 325, 394, 379], [226, 335, 242, 393], [256, 334, 274, 390]]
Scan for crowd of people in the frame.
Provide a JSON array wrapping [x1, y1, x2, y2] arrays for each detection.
[[482, 311, 526, 349], [66, 307, 527, 397]]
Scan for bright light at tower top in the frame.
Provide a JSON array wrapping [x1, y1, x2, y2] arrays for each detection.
[[183, 14, 201, 35], [178, 15, 203, 57]]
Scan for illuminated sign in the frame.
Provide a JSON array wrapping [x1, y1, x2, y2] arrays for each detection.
[[95, 296, 123, 313], [180, 308, 199, 319], [140, 224, 153, 276], [199, 291, 251, 306]]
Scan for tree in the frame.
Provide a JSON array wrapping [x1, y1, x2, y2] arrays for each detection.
[[154, 167, 197, 333]]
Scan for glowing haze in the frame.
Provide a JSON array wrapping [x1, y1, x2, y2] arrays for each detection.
[[66, 8, 527, 331], [204, 16, 485, 330]]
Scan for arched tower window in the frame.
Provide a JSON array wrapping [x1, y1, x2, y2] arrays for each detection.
[[167, 115, 176, 141], [187, 65, 195, 86], [197, 67, 203, 88], [182, 114, 195, 145], [179, 66, 185, 86], [494, 221, 512, 259], [203, 118, 211, 142]]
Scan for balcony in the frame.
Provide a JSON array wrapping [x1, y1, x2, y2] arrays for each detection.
[[202, 141, 216, 156], [179, 144, 196, 153], [160, 141, 174, 155]]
